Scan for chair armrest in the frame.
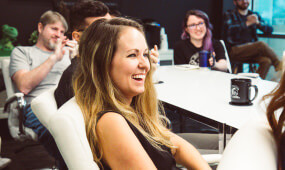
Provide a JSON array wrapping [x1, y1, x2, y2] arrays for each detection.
[[4, 93, 25, 113], [202, 154, 222, 164]]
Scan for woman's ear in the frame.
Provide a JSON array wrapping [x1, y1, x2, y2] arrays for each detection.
[[72, 31, 81, 42], [184, 27, 189, 34]]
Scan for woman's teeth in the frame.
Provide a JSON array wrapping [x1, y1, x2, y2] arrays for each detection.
[[132, 74, 145, 79]]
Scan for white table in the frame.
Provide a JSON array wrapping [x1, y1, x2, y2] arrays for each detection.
[[155, 65, 277, 129], [155, 65, 277, 151]]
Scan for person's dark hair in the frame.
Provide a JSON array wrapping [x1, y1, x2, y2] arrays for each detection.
[[69, 0, 109, 31], [181, 9, 213, 51], [264, 70, 285, 169], [109, 9, 121, 17]]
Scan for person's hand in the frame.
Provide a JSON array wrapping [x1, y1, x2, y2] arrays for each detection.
[[150, 45, 159, 70], [209, 57, 214, 66], [66, 40, 79, 59], [246, 14, 259, 26], [209, 52, 215, 67], [50, 37, 67, 63]]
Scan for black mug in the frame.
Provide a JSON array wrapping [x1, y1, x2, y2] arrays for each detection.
[[230, 78, 258, 105], [199, 50, 215, 68]]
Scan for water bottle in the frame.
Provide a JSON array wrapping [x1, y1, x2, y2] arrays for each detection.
[[160, 27, 168, 50]]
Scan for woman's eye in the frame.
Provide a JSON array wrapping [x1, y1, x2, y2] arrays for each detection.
[[143, 53, 149, 58], [127, 54, 136, 58]]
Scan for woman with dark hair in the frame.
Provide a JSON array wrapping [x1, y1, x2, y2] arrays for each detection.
[[174, 10, 227, 71], [73, 17, 210, 169], [265, 59, 285, 170]]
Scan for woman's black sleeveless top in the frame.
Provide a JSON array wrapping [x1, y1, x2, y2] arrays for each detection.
[[97, 111, 180, 170]]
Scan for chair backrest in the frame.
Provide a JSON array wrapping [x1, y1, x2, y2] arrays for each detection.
[[217, 117, 277, 170], [31, 87, 58, 129], [48, 98, 99, 170], [1, 59, 15, 98], [2, 58, 37, 141], [220, 40, 232, 74]]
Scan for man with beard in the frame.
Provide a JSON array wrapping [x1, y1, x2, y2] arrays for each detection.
[[9, 11, 71, 169], [223, 0, 282, 79]]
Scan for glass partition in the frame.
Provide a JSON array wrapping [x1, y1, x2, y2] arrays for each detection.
[[253, 0, 285, 35]]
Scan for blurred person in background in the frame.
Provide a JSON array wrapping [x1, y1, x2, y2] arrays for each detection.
[[174, 9, 227, 72], [223, 0, 282, 79]]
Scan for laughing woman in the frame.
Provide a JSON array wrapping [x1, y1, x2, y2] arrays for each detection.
[[73, 18, 210, 169], [174, 10, 227, 72]]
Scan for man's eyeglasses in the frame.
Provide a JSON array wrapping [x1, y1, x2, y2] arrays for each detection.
[[187, 22, 205, 30]]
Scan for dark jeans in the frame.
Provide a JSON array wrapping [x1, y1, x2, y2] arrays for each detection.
[[23, 105, 67, 169], [230, 41, 280, 79]]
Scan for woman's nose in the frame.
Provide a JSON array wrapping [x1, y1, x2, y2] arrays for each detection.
[[138, 55, 150, 71]]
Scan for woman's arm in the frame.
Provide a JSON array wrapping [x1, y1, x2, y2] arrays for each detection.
[[211, 40, 228, 72], [170, 133, 211, 170], [212, 58, 227, 72], [96, 112, 157, 169]]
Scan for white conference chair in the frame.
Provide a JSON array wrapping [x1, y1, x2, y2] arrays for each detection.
[[31, 88, 99, 169], [220, 40, 232, 74], [2, 58, 37, 141], [49, 98, 99, 170], [217, 117, 277, 170], [0, 136, 11, 169], [221, 40, 259, 74], [31, 87, 58, 130], [48, 97, 220, 169]]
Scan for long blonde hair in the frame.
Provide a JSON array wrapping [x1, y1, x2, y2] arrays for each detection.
[[73, 18, 173, 164]]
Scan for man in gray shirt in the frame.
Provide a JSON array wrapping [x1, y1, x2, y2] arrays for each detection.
[[9, 10, 71, 169]]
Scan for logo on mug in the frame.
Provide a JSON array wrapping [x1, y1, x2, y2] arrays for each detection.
[[231, 85, 240, 99]]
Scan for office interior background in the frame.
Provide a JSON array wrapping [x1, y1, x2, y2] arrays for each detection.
[[0, 1, 284, 102], [0, 0, 284, 169], [0, 0, 284, 81], [0, 0, 284, 120]]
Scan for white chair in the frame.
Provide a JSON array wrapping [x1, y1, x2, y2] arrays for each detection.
[[0, 136, 12, 169], [31, 87, 58, 130], [1, 58, 37, 141], [31, 88, 98, 169], [48, 98, 99, 170], [47, 97, 220, 169], [217, 117, 277, 170], [220, 40, 232, 74]]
